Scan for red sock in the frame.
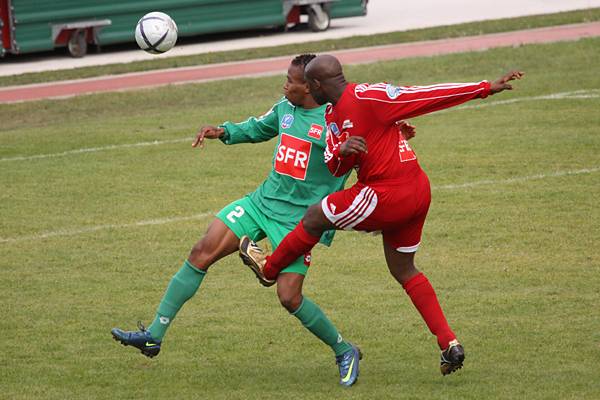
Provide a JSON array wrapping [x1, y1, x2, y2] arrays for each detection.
[[403, 272, 456, 349], [263, 221, 320, 280]]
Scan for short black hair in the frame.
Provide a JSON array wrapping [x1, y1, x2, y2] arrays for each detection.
[[291, 54, 317, 68]]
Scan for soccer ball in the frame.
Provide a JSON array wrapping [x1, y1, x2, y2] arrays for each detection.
[[135, 12, 178, 54]]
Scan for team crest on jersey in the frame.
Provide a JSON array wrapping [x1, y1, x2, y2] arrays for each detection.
[[328, 122, 341, 137], [386, 84, 402, 99], [342, 119, 354, 129], [281, 114, 294, 129], [307, 124, 323, 140]]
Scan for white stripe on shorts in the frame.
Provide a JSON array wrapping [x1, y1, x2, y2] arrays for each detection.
[[397, 242, 420, 253], [321, 186, 378, 230]]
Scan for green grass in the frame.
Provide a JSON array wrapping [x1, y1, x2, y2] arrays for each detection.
[[2, 7, 600, 87], [1, 38, 599, 399]]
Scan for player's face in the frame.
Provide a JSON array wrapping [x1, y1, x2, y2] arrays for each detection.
[[284, 64, 309, 106]]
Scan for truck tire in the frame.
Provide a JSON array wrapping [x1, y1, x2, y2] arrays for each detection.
[[307, 4, 330, 32], [68, 29, 87, 58]]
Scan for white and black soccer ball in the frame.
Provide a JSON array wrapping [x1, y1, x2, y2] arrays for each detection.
[[135, 12, 178, 54]]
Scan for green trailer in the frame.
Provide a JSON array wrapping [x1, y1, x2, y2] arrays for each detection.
[[0, 0, 367, 57]]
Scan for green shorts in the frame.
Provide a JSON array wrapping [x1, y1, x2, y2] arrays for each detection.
[[216, 196, 309, 275]]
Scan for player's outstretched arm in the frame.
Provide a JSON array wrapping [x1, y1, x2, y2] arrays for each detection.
[[218, 102, 281, 145], [192, 125, 225, 149], [489, 70, 525, 95], [359, 80, 491, 125]]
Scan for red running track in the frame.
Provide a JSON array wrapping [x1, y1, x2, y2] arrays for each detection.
[[1, 22, 599, 103]]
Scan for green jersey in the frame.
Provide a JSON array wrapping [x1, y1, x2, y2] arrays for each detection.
[[220, 97, 349, 244]]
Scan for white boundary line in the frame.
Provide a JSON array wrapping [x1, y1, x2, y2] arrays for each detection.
[[1, 89, 599, 163], [0, 138, 190, 162], [0, 213, 213, 244], [454, 89, 600, 111], [1, 167, 597, 244], [433, 167, 599, 190]]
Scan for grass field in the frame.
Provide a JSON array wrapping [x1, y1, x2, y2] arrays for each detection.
[[1, 38, 599, 399]]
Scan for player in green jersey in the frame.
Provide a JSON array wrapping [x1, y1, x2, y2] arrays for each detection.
[[111, 54, 364, 386]]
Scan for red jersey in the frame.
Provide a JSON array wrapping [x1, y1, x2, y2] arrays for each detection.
[[324, 81, 491, 184]]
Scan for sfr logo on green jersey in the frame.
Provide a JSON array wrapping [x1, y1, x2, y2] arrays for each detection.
[[308, 124, 323, 140], [275, 133, 312, 181]]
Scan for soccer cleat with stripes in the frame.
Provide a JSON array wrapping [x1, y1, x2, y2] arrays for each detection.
[[111, 321, 161, 358], [440, 339, 464, 375], [336, 344, 362, 387], [239, 236, 276, 287]]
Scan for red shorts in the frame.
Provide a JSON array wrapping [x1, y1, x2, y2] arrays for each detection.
[[320, 171, 431, 252]]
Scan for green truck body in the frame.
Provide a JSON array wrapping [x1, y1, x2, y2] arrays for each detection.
[[0, 0, 367, 56]]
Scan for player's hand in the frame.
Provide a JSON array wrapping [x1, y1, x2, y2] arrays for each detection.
[[490, 70, 524, 95], [340, 136, 367, 157], [396, 120, 416, 140], [192, 125, 225, 148]]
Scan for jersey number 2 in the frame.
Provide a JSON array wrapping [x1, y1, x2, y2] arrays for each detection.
[[227, 206, 245, 223]]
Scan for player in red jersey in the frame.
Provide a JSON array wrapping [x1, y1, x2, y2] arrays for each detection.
[[240, 54, 524, 376]]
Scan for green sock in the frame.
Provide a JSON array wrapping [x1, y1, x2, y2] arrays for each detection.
[[148, 260, 206, 341], [292, 297, 352, 357]]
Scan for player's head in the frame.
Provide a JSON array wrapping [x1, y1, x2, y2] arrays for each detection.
[[304, 55, 346, 105], [284, 54, 317, 107]]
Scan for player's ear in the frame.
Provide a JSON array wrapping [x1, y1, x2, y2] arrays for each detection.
[[302, 81, 311, 94], [304, 72, 319, 88]]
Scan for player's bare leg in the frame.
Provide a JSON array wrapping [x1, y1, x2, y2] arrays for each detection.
[[276, 271, 361, 386], [111, 219, 239, 357], [301, 203, 336, 236], [188, 219, 240, 271], [276, 272, 305, 312], [383, 244, 420, 284], [241, 227, 363, 387], [383, 241, 464, 375], [238, 203, 363, 386]]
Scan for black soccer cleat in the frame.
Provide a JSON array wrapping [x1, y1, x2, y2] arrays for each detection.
[[440, 339, 464, 375], [111, 321, 161, 358]]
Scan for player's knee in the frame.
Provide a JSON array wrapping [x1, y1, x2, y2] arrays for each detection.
[[188, 240, 217, 271], [389, 259, 419, 284], [302, 204, 327, 236], [398, 268, 419, 285], [277, 288, 302, 312]]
